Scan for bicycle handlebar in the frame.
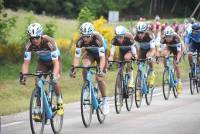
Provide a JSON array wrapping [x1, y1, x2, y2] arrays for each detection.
[[20, 71, 53, 77]]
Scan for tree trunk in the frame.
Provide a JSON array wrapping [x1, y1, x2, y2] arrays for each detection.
[[170, 0, 178, 14], [161, 0, 165, 13], [149, 0, 154, 16], [154, 0, 157, 11], [190, 1, 200, 18]]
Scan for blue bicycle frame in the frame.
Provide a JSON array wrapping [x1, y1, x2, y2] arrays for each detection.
[[138, 61, 149, 94], [165, 56, 176, 87], [36, 76, 54, 119], [85, 68, 99, 110]]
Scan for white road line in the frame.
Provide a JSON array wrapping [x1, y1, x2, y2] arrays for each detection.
[[2, 121, 24, 128]]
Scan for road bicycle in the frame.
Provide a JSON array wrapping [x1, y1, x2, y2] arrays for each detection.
[[20, 71, 63, 134], [189, 52, 199, 94], [135, 58, 154, 108], [162, 56, 179, 100], [72, 66, 105, 128], [108, 60, 134, 114]]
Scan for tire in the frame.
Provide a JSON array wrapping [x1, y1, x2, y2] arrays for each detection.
[[96, 86, 105, 124], [172, 70, 178, 98], [50, 89, 63, 134], [162, 69, 171, 100], [125, 74, 134, 111], [189, 72, 196, 95], [30, 88, 45, 134], [81, 82, 92, 128], [135, 71, 143, 108], [114, 73, 123, 114]]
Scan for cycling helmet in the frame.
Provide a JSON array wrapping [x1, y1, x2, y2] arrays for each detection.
[[192, 22, 200, 31], [27, 23, 43, 37], [115, 25, 126, 36], [80, 22, 94, 36], [136, 22, 148, 32], [164, 26, 176, 36]]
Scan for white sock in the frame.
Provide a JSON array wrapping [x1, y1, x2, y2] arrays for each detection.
[[57, 95, 63, 103], [128, 70, 134, 83], [177, 79, 181, 83]]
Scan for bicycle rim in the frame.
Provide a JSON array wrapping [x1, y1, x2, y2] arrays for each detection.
[[135, 71, 143, 108], [81, 82, 92, 128], [30, 88, 45, 134], [125, 86, 134, 111], [115, 74, 123, 114], [171, 71, 178, 98], [162, 69, 171, 100], [96, 89, 105, 124], [50, 90, 63, 134]]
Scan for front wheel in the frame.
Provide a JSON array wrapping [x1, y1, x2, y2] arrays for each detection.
[[135, 71, 143, 108], [81, 82, 92, 128], [162, 69, 171, 100], [30, 88, 45, 134], [50, 89, 63, 134], [114, 73, 123, 114], [172, 70, 178, 98]]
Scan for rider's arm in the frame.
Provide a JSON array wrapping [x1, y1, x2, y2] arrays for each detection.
[[73, 39, 82, 67], [176, 43, 182, 63], [149, 35, 156, 57], [22, 44, 32, 74], [51, 50, 59, 77], [98, 45, 106, 71]]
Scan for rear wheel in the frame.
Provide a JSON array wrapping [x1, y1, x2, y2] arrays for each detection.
[[50, 89, 63, 134], [135, 71, 143, 108], [81, 82, 92, 128], [162, 69, 171, 100], [114, 73, 123, 114], [30, 88, 45, 134]]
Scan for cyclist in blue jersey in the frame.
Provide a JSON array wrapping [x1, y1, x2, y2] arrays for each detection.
[[70, 22, 109, 115], [20, 23, 64, 118], [108, 25, 137, 88], [186, 22, 200, 81]]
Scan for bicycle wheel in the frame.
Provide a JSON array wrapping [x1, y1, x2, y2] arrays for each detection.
[[172, 70, 178, 98], [50, 90, 63, 134], [96, 86, 105, 124], [189, 72, 197, 95], [81, 82, 92, 128], [114, 73, 123, 114], [125, 74, 134, 111], [135, 71, 143, 108], [30, 88, 45, 134], [162, 68, 171, 100], [145, 74, 153, 105]]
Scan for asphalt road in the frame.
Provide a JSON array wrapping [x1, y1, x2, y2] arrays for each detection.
[[1, 82, 200, 134]]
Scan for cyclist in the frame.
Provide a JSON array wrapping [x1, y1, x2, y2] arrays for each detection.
[[20, 23, 64, 118], [134, 21, 156, 87], [69, 22, 109, 115], [186, 22, 200, 84], [161, 26, 182, 93], [108, 25, 137, 88]]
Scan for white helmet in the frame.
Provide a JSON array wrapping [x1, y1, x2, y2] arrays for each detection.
[[27, 23, 43, 37], [80, 22, 94, 35], [136, 22, 148, 32], [115, 25, 126, 36], [164, 26, 176, 36]]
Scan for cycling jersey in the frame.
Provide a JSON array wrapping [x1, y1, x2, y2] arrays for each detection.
[[161, 35, 182, 53], [75, 31, 106, 58], [134, 32, 155, 50], [24, 35, 60, 61], [110, 32, 136, 56]]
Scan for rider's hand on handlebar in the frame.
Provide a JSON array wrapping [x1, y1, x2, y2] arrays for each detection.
[[147, 56, 153, 61], [19, 73, 26, 85], [69, 66, 76, 78], [97, 68, 105, 77]]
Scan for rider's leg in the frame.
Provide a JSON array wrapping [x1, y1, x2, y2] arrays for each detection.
[[82, 52, 93, 81], [124, 51, 134, 88]]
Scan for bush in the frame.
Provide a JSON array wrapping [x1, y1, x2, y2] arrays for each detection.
[[44, 21, 57, 37]]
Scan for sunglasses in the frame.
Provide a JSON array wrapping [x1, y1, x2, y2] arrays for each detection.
[[82, 35, 91, 39], [116, 36, 124, 39], [30, 36, 41, 40], [137, 32, 145, 34]]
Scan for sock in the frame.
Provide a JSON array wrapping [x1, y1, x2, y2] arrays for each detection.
[[128, 70, 134, 83], [57, 95, 63, 104], [177, 78, 181, 83]]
